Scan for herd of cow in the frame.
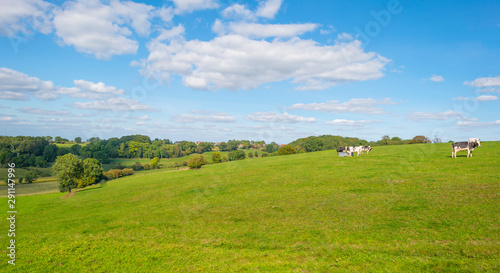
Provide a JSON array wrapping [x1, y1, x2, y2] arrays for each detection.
[[336, 138, 481, 158], [336, 145, 372, 156]]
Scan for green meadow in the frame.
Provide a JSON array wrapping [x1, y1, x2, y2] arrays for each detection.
[[1, 142, 499, 271]]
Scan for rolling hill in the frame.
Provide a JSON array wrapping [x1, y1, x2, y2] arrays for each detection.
[[1, 142, 499, 271]]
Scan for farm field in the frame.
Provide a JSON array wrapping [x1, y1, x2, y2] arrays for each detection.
[[1, 142, 499, 271]]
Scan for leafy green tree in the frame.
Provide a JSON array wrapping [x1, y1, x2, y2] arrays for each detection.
[[278, 145, 297, 155], [52, 154, 84, 193], [305, 137, 324, 152], [74, 137, 82, 143], [151, 157, 160, 169], [410, 135, 431, 144], [247, 152, 254, 158], [266, 142, 279, 153], [212, 152, 221, 163], [80, 158, 104, 188], [24, 170, 38, 184], [254, 151, 258, 158], [18, 177, 24, 184]]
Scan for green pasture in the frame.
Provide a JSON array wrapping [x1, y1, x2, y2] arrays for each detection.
[[55, 142, 89, 148], [1, 142, 498, 271]]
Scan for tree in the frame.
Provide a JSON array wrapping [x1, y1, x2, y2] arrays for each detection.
[[254, 151, 258, 158], [266, 142, 279, 153], [410, 135, 431, 144], [52, 154, 84, 193], [18, 177, 24, 184], [151, 157, 160, 169], [80, 158, 104, 188], [24, 170, 38, 184], [305, 137, 324, 152], [74, 137, 82, 143], [247, 152, 254, 158], [187, 155, 208, 169], [278, 145, 297, 155], [212, 152, 221, 163]]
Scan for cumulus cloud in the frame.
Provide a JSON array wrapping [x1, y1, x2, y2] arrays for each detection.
[[407, 110, 464, 121], [464, 76, 500, 87], [0, 67, 57, 100], [20, 107, 71, 116], [0, 0, 54, 36], [72, 97, 158, 112], [255, 0, 283, 19], [53, 0, 155, 59], [289, 98, 397, 115], [221, 4, 255, 21], [143, 34, 390, 91], [0, 67, 129, 100], [169, 0, 218, 14], [456, 120, 500, 127], [73, 79, 124, 95], [476, 95, 498, 101], [325, 119, 379, 126], [246, 112, 316, 123], [452, 95, 498, 101], [172, 112, 236, 123], [222, 22, 318, 38], [429, 75, 445, 82]]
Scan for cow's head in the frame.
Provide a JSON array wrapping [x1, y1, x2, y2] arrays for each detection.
[[469, 138, 481, 147]]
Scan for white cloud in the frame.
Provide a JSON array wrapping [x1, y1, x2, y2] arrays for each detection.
[[456, 120, 500, 127], [407, 110, 464, 121], [0, 67, 57, 100], [464, 76, 500, 87], [73, 79, 124, 95], [0, 116, 13, 121], [53, 0, 155, 59], [0, 0, 54, 36], [20, 107, 71, 116], [452, 95, 498, 101], [325, 119, 379, 126], [72, 97, 158, 112], [476, 95, 498, 101], [289, 98, 397, 115], [137, 115, 152, 120], [172, 112, 236, 123], [224, 22, 318, 38], [221, 4, 255, 21], [143, 34, 390, 90], [246, 112, 316, 123], [0, 67, 127, 100], [429, 75, 445, 82], [169, 0, 218, 14], [255, 0, 283, 19]]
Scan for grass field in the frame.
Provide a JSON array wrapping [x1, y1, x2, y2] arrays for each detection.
[[1, 142, 499, 271]]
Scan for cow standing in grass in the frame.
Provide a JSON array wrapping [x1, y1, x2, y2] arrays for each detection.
[[452, 138, 481, 158]]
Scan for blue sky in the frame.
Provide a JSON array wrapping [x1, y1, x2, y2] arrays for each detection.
[[0, 0, 499, 144]]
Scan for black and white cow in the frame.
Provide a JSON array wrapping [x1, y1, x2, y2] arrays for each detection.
[[359, 146, 372, 155], [452, 138, 481, 158], [337, 147, 346, 155]]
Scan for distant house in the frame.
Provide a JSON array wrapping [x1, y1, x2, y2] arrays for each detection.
[[174, 141, 181, 144], [196, 141, 202, 145], [238, 144, 244, 149], [280, 144, 286, 147]]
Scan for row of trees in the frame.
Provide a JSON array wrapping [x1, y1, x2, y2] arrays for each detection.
[[0, 136, 74, 168]]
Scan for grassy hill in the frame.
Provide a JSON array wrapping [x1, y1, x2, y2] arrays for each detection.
[[1, 142, 499, 271]]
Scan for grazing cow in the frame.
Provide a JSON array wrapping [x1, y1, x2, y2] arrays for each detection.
[[336, 147, 346, 155], [359, 146, 372, 155], [452, 138, 481, 158]]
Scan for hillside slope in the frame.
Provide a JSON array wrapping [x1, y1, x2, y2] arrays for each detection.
[[1, 142, 499, 271]]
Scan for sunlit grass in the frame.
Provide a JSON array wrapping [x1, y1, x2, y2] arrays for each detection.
[[1, 142, 498, 271]]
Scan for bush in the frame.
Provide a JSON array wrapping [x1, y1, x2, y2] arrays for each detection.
[[278, 145, 297, 155], [112, 163, 126, 170], [229, 150, 246, 161], [132, 162, 143, 171], [254, 151, 258, 158], [247, 152, 254, 158], [212, 152, 222, 163], [103, 168, 134, 180], [18, 177, 24, 184], [261, 152, 268, 157], [187, 155, 208, 169]]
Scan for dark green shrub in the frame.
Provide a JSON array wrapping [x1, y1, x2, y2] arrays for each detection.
[[187, 155, 208, 169]]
